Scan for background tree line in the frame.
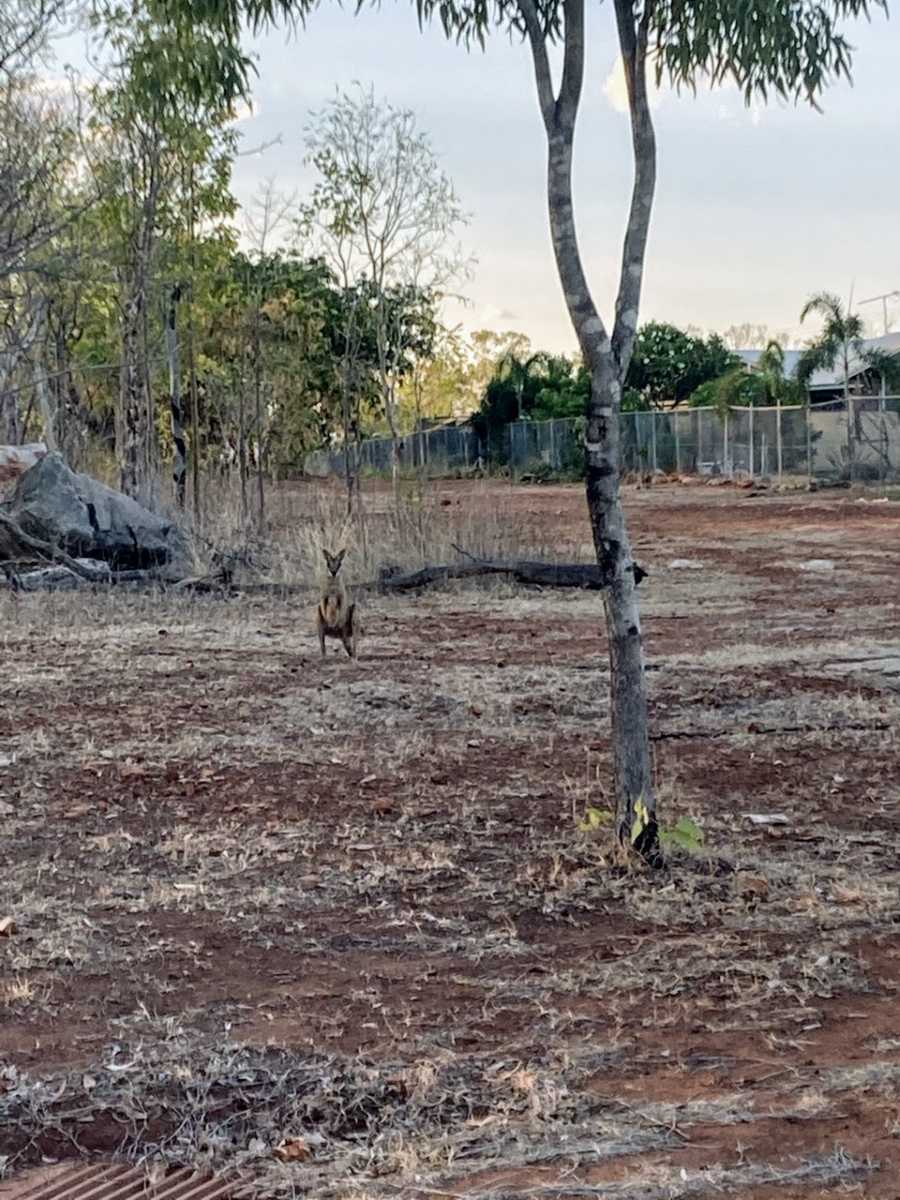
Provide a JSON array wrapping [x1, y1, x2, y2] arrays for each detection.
[[4, 2, 896, 526], [0, 5, 470, 522]]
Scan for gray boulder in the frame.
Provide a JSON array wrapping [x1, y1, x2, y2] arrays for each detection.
[[3, 453, 191, 574]]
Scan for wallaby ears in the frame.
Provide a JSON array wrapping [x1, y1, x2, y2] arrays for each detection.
[[323, 548, 346, 574]]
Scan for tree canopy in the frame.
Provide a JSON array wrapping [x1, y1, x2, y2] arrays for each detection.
[[138, 0, 886, 116], [625, 323, 737, 410]]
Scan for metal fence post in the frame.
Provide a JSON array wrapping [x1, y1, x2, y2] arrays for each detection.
[[806, 399, 813, 482], [698, 408, 705, 470], [723, 410, 730, 476], [776, 398, 783, 483], [650, 410, 658, 473], [749, 404, 755, 477]]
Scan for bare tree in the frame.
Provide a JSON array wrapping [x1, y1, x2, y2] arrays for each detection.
[[0, 1, 78, 284], [0, 291, 44, 442], [113, 121, 162, 508], [301, 83, 469, 506], [0, 1, 68, 81], [242, 179, 295, 530], [721, 323, 789, 352], [0, 78, 80, 442]]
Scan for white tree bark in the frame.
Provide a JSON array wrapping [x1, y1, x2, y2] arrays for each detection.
[[520, 0, 660, 860]]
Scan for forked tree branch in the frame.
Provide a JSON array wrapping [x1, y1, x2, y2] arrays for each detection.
[[557, 0, 586, 126], [518, 0, 610, 371], [611, 0, 657, 376], [517, 0, 556, 132]]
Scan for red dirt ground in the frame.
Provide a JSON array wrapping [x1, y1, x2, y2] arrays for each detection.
[[1, 479, 899, 1199]]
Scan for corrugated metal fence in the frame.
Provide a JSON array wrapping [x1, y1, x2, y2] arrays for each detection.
[[306, 398, 900, 484]]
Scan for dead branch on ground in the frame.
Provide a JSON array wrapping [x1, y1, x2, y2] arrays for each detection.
[[0, 509, 105, 581]]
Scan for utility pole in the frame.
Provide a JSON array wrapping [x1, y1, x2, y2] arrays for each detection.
[[859, 289, 900, 337]]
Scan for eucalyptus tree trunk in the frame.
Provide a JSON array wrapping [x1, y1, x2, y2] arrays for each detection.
[[341, 354, 355, 519], [377, 329, 402, 509], [385, 389, 402, 509], [372, 292, 403, 511], [166, 283, 187, 508], [0, 303, 44, 446], [253, 303, 265, 531], [187, 167, 202, 523], [237, 359, 248, 525], [119, 278, 153, 505], [338, 289, 364, 534], [523, 0, 660, 861], [33, 358, 56, 453], [0, 367, 22, 445], [50, 313, 80, 464], [117, 154, 161, 509]]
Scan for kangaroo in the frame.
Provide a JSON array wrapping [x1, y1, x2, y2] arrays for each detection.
[[316, 547, 358, 659]]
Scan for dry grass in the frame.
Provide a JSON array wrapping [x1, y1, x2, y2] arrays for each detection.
[[187, 475, 588, 587], [1, 480, 900, 1199]]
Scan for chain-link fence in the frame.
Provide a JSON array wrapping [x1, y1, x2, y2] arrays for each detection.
[[508, 418, 583, 474], [306, 398, 900, 485], [305, 424, 482, 478], [506, 398, 900, 484]]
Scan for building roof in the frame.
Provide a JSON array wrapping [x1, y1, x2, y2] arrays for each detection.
[[734, 348, 804, 376], [736, 333, 900, 392]]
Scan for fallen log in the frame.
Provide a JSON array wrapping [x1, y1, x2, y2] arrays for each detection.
[[1, 554, 647, 596], [0, 510, 108, 581], [9, 561, 165, 592], [375, 558, 647, 592], [124, 559, 641, 597]]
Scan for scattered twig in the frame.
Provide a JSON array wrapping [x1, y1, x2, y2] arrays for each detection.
[[593, 1094, 691, 1142], [650, 719, 892, 743]]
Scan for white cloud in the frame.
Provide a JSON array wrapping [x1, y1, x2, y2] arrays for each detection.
[[602, 56, 666, 115], [471, 304, 524, 331], [476, 304, 504, 325], [604, 60, 764, 128], [714, 99, 765, 127]]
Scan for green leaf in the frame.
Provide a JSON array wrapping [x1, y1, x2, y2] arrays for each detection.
[[578, 806, 614, 832], [659, 817, 704, 853]]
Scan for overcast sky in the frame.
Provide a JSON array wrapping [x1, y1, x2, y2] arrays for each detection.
[[65, 4, 900, 352]]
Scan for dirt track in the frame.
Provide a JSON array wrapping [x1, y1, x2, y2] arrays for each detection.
[[1, 480, 899, 1199]]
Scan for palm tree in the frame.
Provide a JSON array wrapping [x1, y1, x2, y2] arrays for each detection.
[[797, 291, 866, 403], [796, 292, 900, 399], [798, 291, 900, 475], [693, 339, 799, 415], [497, 351, 551, 421], [756, 340, 800, 405]]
